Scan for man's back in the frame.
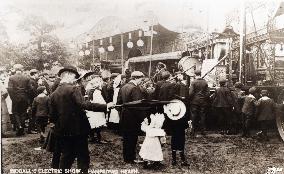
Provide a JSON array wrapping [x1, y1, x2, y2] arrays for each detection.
[[49, 83, 91, 137], [256, 97, 275, 121], [117, 82, 145, 133], [118, 82, 143, 103], [158, 81, 177, 101], [212, 86, 234, 108], [188, 78, 210, 106], [8, 73, 30, 95]]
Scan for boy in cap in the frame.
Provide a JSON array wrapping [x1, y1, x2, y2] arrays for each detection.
[[255, 90, 276, 141], [241, 87, 258, 137], [32, 86, 49, 143]]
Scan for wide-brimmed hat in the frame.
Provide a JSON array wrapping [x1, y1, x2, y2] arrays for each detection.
[[58, 66, 80, 79], [163, 99, 186, 120], [79, 71, 100, 81]]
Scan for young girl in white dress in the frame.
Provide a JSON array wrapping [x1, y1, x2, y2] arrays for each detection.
[[86, 76, 107, 144], [108, 75, 121, 133], [139, 113, 166, 169]]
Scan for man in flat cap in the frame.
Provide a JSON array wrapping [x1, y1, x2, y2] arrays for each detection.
[[7, 64, 32, 136], [188, 69, 210, 136], [49, 66, 113, 173], [117, 71, 146, 163]]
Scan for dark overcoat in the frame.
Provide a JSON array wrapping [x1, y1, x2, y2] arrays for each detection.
[[29, 78, 38, 101], [117, 82, 146, 134], [49, 83, 106, 137], [153, 80, 166, 100], [7, 73, 32, 113], [158, 81, 178, 101], [256, 97, 276, 121], [188, 78, 210, 106], [211, 86, 234, 108]]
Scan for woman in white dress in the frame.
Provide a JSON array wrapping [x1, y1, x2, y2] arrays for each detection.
[[108, 75, 122, 133], [86, 76, 107, 144]]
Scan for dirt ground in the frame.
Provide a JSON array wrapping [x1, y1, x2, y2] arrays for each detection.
[[2, 129, 284, 174]]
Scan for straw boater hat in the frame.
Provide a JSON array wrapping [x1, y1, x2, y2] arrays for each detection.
[[58, 66, 80, 79], [163, 99, 186, 120]]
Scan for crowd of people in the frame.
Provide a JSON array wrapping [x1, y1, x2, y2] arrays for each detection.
[[1, 62, 283, 173]]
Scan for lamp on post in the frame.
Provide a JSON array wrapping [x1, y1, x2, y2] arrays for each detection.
[[137, 30, 144, 47], [108, 37, 114, 52], [127, 33, 133, 48]]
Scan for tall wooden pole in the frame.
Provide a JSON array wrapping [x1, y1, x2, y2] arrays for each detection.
[[228, 38, 233, 86], [92, 40, 95, 70], [148, 23, 154, 77], [121, 34, 124, 74], [239, 0, 246, 83]]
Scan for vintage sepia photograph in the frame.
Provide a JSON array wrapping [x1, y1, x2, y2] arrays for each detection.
[[1, 0, 284, 173]]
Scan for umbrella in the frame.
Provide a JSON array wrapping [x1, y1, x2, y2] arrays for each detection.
[[112, 99, 177, 108]]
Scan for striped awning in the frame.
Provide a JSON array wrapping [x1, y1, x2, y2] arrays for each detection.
[[128, 51, 181, 63]]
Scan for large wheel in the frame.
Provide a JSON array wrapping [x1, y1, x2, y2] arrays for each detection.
[[276, 104, 284, 142]]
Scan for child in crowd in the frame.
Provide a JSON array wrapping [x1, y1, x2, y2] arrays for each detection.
[[255, 90, 276, 141], [86, 76, 107, 144], [241, 87, 257, 137], [163, 100, 189, 166], [32, 86, 49, 143], [139, 113, 166, 169]]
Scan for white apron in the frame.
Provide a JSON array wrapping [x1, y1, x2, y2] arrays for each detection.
[[86, 89, 107, 128]]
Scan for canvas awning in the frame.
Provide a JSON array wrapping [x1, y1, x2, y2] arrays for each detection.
[[128, 51, 181, 63]]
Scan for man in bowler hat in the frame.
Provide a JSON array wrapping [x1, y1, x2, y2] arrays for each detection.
[[49, 66, 113, 173]]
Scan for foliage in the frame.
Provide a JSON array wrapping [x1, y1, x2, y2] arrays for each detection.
[[15, 15, 69, 70]]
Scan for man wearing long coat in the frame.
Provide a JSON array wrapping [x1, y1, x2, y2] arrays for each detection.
[[117, 71, 145, 163], [7, 64, 32, 136], [49, 66, 111, 173], [188, 70, 210, 136]]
